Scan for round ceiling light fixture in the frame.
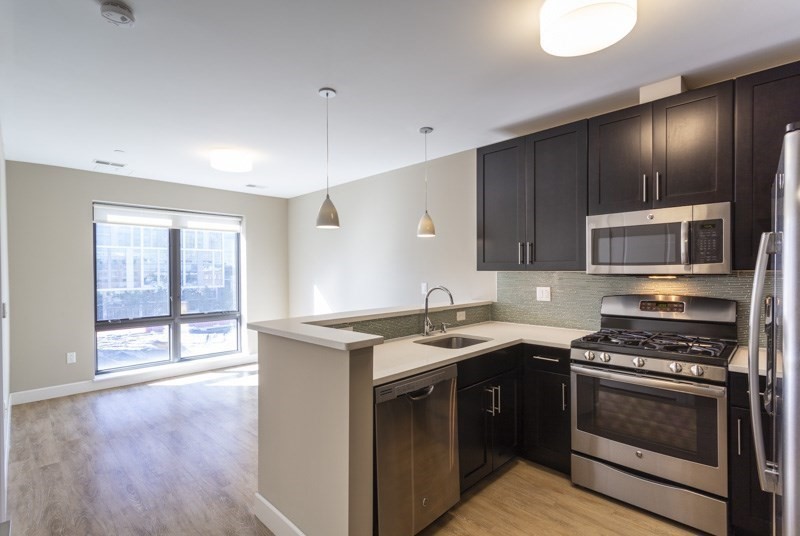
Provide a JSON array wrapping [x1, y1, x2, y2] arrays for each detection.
[[209, 149, 254, 173], [101, 1, 135, 27], [540, 0, 637, 57]]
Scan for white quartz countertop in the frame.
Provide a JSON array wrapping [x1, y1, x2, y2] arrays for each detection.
[[373, 322, 591, 386], [729, 346, 777, 377]]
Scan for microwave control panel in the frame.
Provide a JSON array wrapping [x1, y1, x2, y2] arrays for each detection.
[[692, 219, 724, 264]]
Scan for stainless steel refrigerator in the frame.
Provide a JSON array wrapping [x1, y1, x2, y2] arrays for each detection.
[[749, 121, 800, 535]]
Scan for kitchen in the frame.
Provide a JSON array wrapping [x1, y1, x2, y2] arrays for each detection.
[[2, 1, 800, 535]]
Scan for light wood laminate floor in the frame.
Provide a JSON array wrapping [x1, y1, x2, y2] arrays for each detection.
[[422, 460, 698, 536], [9, 365, 273, 536], [10, 364, 697, 535]]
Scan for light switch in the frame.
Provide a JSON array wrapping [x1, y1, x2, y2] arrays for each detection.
[[536, 287, 551, 302]]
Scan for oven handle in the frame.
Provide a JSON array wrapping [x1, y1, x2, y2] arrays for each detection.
[[570, 364, 726, 398], [747, 231, 780, 494]]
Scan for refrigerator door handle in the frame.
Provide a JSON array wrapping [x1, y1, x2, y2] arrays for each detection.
[[748, 231, 780, 494]]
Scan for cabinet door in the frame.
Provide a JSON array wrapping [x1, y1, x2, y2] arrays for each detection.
[[735, 61, 800, 269], [490, 371, 519, 471], [522, 367, 570, 474], [730, 407, 773, 535], [457, 380, 493, 492], [588, 104, 653, 215], [525, 120, 588, 270], [477, 138, 526, 270], [652, 81, 734, 208]]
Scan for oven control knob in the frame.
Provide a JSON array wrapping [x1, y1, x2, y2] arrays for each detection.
[[669, 362, 683, 374], [584, 351, 595, 361], [599, 352, 611, 363], [632, 357, 645, 368], [690, 364, 705, 377]]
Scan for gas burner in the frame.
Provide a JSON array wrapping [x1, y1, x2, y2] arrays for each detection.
[[577, 329, 735, 360]]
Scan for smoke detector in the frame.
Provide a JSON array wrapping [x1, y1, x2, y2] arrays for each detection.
[[101, 1, 135, 27]]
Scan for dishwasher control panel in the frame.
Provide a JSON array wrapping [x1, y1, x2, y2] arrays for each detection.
[[374, 365, 457, 403]]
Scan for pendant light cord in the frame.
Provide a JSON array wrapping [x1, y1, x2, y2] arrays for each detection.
[[424, 129, 428, 212], [326, 92, 330, 196]]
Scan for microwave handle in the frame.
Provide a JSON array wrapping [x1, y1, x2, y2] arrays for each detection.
[[680, 221, 689, 265]]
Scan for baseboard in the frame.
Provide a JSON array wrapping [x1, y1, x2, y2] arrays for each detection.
[[253, 493, 305, 536], [10, 353, 257, 405]]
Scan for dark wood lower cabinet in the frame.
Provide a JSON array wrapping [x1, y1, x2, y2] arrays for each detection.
[[520, 346, 571, 475], [457, 369, 519, 492], [522, 369, 570, 474], [730, 373, 774, 535]]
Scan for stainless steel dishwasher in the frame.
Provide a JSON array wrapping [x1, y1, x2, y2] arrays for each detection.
[[374, 364, 460, 536]]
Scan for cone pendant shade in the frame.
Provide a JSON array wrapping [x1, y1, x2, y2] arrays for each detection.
[[417, 210, 436, 238], [316, 87, 340, 229], [316, 194, 340, 228]]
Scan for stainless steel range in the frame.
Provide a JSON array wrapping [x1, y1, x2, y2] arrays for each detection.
[[570, 294, 738, 536]]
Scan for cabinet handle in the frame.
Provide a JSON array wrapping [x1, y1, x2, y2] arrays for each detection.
[[493, 385, 502, 414], [642, 174, 647, 203], [527, 242, 534, 265], [561, 383, 567, 412], [532, 355, 560, 363], [737, 418, 742, 456], [485, 386, 495, 416], [518, 242, 524, 265], [655, 172, 661, 201]]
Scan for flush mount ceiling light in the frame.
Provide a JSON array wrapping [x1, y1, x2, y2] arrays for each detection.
[[316, 87, 340, 229], [540, 0, 637, 57], [101, 1, 135, 27], [416, 127, 436, 238], [209, 149, 253, 173]]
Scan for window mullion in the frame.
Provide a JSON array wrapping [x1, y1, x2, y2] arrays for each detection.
[[170, 228, 182, 362]]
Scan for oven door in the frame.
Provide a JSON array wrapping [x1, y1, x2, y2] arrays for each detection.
[[571, 364, 727, 497]]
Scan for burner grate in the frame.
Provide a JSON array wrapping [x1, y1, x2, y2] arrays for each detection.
[[579, 329, 731, 358]]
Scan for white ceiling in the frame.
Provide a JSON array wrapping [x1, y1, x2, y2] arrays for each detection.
[[2, 0, 800, 199]]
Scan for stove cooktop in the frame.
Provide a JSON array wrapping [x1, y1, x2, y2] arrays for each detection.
[[573, 328, 737, 367]]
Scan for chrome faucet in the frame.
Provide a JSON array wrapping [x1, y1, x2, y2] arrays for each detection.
[[423, 286, 454, 336]]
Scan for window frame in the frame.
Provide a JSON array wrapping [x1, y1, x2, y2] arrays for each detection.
[[93, 215, 242, 374]]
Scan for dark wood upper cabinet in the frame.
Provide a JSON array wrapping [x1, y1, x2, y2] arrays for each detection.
[[525, 121, 588, 270], [588, 82, 733, 215], [652, 81, 734, 208], [477, 120, 587, 271], [735, 61, 800, 269], [588, 104, 653, 215], [476, 138, 526, 270]]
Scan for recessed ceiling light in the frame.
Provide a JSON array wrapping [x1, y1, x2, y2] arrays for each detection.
[[209, 149, 254, 173], [245, 184, 266, 189], [540, 0, 637, 57]]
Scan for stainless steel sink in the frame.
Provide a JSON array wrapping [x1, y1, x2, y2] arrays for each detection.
[[414, 334, 491, 349]]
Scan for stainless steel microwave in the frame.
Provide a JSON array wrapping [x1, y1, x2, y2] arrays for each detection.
[[586, 202, 731, 275]]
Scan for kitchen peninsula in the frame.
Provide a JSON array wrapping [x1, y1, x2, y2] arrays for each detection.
[[248, 302, 591, 536]]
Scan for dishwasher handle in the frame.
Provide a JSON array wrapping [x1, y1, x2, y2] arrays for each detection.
[[407, 385, 435, 401]]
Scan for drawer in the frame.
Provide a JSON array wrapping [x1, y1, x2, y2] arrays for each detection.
[[457, 345, 521, 389], [523, 344, 570, 374], [729, 372, 766, 409]]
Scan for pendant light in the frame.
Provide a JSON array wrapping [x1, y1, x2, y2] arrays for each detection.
[[316, 87, 340, 229], [540, 0, 637, 57], [417, 127, 436, 238]]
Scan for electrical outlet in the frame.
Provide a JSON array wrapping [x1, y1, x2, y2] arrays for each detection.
[[66, 352, 77, 364], [456, 311, 466, 321], [421, 282, 428, 295], [536, 287, 551, 302]]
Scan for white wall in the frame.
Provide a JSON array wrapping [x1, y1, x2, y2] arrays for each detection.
[[6, 162, 288, 393], [0, 123, 9, 520], [288, 149, 496, 316]]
